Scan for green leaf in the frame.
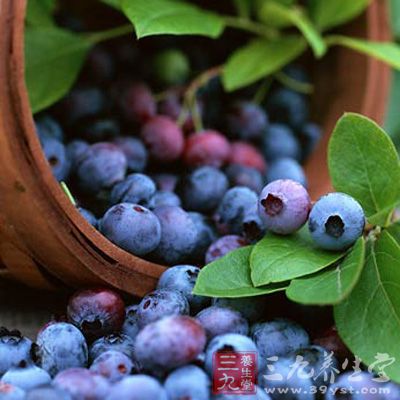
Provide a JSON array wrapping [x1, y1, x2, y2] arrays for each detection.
[[26, 0, 56, 27], [308, 0, 370, 31], [222, 35, 307, 91], [286, 237, 365, 305], [256, 0, 296, 28], [384, 70, 400, 149], [335, 228, 400, 382], [193, 246, 288, 298], [328, 113, 400, 226], [250, 227, 345, 286], [121, 0, 225, 38], [390, 0, 400, 40], [326, 36, 400, 70], [258, 2, 326, 57], [25, 27, 92, 114]]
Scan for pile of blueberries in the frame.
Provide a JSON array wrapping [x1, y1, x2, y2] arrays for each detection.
[[1, 280, 398, 399], [35, 37, 325, 265]]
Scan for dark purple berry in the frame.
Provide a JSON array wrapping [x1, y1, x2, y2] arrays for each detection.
[[89, 334, 135, 362], [225, 164, 265, 193], [90, 350, 134, 383], [113, 137, 148, 172], [205, 235, 249, 264], [263, 124, 301, 161]]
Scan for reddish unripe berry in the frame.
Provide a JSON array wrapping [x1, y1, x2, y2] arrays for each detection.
[[141, 116, 184, 162], [67, 288, 125, 341], [184, 130, 231, 168], [229, 142, 267, 174], [313, 326, 351, 361]]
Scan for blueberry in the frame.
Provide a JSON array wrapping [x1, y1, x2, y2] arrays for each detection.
[[78, 207, 97, 228], [141, 116, 184, 162], [308, 193, 365, 251], [35, 322, 88, 377], [84, 45, 115, 84], [283, 65, 310, 84], [53, 368, 110, 400], [226, 101, 268, 140], [153, 48, 190, 86], [184, 130, 231, 168], [76, 143, 127, 193], [79, 118, 119, 143], [26, 386, 72, 400], [89, 334, 135, 362], [152, 173, 179, 192], [0, 328, 33, 375], [67, 288, 125, 341], [229, 142, 267, 174], [263, 124, 301, 161], [113, 137, 148, 172], [110, 173, 156, 206], [266, 158, 307, 187], [225, 165, 265, 193], [251, 319, 310, 359], [148, 191, 181, 209], [299, 123, 322, 160], [100, 203, 161, 256], [151, 206, 198, 264], [205, 235, 249, 264], [204, 333, 260, 374], [196, 306, 249, 340], [122, 305, 140, 341], [213, 387, 272, 399], [136, 289, 189, 327], [1, 365, 51, 391], [90, 350, 134, 383], [105, 375, 167, 400], [267, 88, 309, 129], [179, 166, 229, 212], [38, 134, 70, 181], [215, 187, 258, 236], [57, 87, 107, 126], [189, 212, 218, 263], [66, 140, 89, 170], [258, 357, 314, 400], [213, 296, 269, 323], [135, 315, 206, 372], [164, 365, 210, 400], [325, 371, 386, 400], [0, 383, 26, 400], [385, 382, 400, 400], [258, 179, 311, 234], [35, 115, 64, 142], [119, 82, 156, 125], [157, 265, 210, 315]]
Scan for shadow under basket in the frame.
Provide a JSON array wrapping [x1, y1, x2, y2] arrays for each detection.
[[0, 0, 391, 295]]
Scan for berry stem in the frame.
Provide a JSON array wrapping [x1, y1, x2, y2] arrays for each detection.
[[85, 24, 133, 44], [233, 0, 251, 19], [60, 181, 77, 206], [223, 16, 278, 38], [253, 77, 273, 104], [274, 71, 314, 94]]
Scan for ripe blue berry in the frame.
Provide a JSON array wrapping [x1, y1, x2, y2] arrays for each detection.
[[299, 122, 322, 160], [100, 203, 161, 256], [152, 173, 178, 192], [258, 179, 311, 234], [1, 365, 51, 391], [308, 193, 365, 251], [67, 288, 125, 341], [179, 166, 229, 212], [0, 328, 33, 376], [89, 334, 135, 362], [148, 191, 181, 209], [76, 143, 127, 193], [53, 368, 110, 400], [35, 322, 88, 377], [151, 206, 198, 264], [204, 333, 259, 374], [226, 101, 268, 140], [205, 235, 248, 264], [266, 158, 307, 187], [136, 289, 189, 328], [196, 306, 249, 340], [251, 319, 309, 359], [113, 137, 148, 173], [225, 164, 265, 193], [25, 386, 72, 400], [110, 173, 156, 206], [35, 115, 64, 142], [164, 365, 210, 400], [122, 305, 140, 341], [189, 212, 217, 262], [135, 315, 206, 372], [157, 265, 210, 315], [0, 383, 26, 400], [263, 124, 301, 161], [90, 350, 134, 383], [66, 140, 89, 170], [84, 45, 115, 84], [153, 48, 190, 86], [105, 375, 167, 400], [78, 207, 97, 228], [79, 118, 119, 143]]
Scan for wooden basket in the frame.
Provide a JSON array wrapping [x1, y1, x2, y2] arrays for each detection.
[[0, 0, 391, 295]]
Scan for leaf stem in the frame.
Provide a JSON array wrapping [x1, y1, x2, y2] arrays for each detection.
[[84, 24, 133, 44], [223, 15, 277, 38], [253, 77, 273, 104]]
